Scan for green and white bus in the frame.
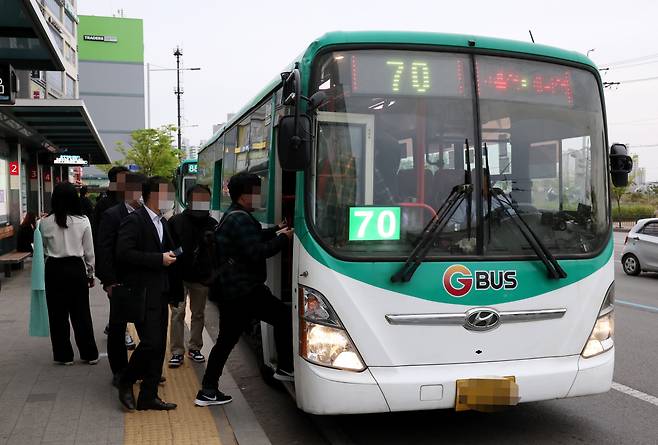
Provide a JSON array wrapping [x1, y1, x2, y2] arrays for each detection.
[[197, 31, 632, 414], [174, 159, 198, 213]]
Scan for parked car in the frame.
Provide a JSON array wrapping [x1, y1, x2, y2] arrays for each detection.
[[621, 218, 658, 275]]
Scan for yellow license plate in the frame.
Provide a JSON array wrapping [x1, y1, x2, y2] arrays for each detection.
[[455, 376, 520, 412]]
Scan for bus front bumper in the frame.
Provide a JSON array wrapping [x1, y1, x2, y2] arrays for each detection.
[[294, 349, 614, 414]]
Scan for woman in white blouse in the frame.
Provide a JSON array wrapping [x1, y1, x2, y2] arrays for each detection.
[[40, 182, 98, 365]]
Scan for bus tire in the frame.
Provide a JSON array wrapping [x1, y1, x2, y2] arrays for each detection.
[[622, 254, 641, 276]]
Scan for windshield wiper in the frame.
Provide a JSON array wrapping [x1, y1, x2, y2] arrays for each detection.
[[391, 184, 472, 283], [482, 143, 565, 279], [391, 139, 473, 283], [482, 143, 566, 279], [490, 189, 567, 279]]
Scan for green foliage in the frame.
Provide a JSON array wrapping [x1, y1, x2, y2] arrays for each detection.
[[612, 204, 655, 221], [110, 125, 183, 180]]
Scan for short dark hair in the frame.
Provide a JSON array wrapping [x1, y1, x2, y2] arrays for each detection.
[[142, 176, 171, 203], [108, 165, 129, 182], [51, 182, 83, 228], [186, 184, 211, 202], [228, 173, 261, 202], [125, 172, 147, 185]]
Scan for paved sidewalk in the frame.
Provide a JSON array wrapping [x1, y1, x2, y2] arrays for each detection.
[[0, 261, 123, 445], [0, 262, 267, 445]]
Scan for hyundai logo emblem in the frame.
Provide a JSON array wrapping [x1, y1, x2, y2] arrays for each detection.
[[464, 308, 501, 332]]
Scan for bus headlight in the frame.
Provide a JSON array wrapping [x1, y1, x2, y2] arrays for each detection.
[[299, 286, 366, 372], [581, 283, 615, 358]]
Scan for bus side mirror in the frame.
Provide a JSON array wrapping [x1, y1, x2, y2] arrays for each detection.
[[610, 143, 633, 187], [277, 115, 311, 171]]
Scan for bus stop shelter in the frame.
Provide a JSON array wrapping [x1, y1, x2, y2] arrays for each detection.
[[0, 0, 108, 253]]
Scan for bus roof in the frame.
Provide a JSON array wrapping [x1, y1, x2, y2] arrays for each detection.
[[200, 30, 596, 153]]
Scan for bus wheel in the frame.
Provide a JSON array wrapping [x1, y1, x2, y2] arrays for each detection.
[[622, 254, 641, 276]]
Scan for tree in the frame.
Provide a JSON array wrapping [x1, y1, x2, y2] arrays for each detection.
[[101, 125, 183, 179], [611, 173, 636, 228]]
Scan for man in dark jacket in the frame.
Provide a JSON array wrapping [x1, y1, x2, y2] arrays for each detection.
[[194, 173, 293, 407], [96, 173, 146, 386], [95, 166, 136, 350], [116, 176, 177, 411], [167, 185, 217, 368], [93, 166, 129, 239]]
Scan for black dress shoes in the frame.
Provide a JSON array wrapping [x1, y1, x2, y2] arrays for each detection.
[[136, 396, 177, 411], [118, 384, 136, 411]]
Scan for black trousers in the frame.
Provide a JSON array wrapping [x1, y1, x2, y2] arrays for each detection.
[[44, 257, 98, 362], [120, 301, 167, 400], [106, 304, 128, 375], [202, 285, 292, 390]]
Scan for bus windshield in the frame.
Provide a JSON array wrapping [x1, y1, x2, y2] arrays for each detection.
[[310, 50, 608, 259]]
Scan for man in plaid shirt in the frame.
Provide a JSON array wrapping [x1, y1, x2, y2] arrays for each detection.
[[195, 173, 294, 407]]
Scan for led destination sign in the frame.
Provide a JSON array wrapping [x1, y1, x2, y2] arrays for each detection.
[[350, 54, 468, 97], [335, 52, 578, 107], [54, 155, 88, 165]]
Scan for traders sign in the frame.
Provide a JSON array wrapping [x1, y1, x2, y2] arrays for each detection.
[[83, 35, 118, 43], [54, 155, 88, 165]]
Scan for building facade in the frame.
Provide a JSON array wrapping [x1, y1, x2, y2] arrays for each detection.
[[17, 0, 80, 101], [78, 15, 145, 172]]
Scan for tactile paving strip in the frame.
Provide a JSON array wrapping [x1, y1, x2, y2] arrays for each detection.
[[123, 324, 223, 445]]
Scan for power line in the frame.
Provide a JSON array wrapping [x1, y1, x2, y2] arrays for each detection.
[[621, 75, 658, 84], [601, 52, 658, 68], [602, 59, 658, 70], [603, 75, 658, 88]]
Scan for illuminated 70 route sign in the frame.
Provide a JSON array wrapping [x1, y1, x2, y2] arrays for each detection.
[[349, 207, 401, 241]]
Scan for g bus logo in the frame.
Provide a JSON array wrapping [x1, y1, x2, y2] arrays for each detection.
[[443, 265, 518, 298], [443, 265, 473, 298]]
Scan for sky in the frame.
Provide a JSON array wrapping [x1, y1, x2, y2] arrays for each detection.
[[78, 0, 658, 180]]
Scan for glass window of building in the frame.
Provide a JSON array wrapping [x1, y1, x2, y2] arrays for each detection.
[[65, 43, 76, 66], [44, 0, 62, 21], [47, 25, 64, 52], [65, 75, 75, 98], [46, 71, 63, 94], [64, 14, 75, 36]]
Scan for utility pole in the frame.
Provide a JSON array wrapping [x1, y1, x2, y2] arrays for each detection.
[[145, 61, 200, 133], [174, 47, 183, 152]]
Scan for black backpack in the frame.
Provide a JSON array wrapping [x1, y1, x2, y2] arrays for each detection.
[[192, 210, 247, 287], [191, 229, 218, 286]]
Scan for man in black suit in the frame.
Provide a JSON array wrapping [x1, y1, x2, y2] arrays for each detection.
[[93, 166, 129, 239], [94, 166, 136, 350], [116, 176, 178, 411], [96, 173, 146, 386]]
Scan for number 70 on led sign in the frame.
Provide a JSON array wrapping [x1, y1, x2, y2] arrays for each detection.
[[349, 207, 401, 241]]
